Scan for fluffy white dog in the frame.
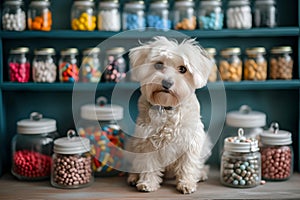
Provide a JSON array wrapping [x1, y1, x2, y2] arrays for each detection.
[[126, 36, 213, 194]]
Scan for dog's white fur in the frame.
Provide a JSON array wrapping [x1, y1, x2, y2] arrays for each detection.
[[126, 36, 213, 194]]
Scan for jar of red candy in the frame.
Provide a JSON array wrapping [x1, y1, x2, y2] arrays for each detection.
[[260, 122, 293, 181], [11, 112, 58, 180], [59, 48, 79, 83], [8, 47, 30, 82]]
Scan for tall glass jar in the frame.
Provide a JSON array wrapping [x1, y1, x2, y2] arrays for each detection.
[[81, 47, 101, 83], [254, 0, 277, 28], [260, 122, 293, 181], [32, 48, 57, 83], [71, 0, 96, 31], [219, 47, 242, 81], [8, 47, 30, 82], [11, 112, 58, 180], [269, 46, 293, 80], [28, 0, 52, 31], [220, 128, 261, 188], [59, 48, 79, 82], [244, 47, 267, 81], [205, 47, 218, 82], [98, 0, 121, 31], [147, 0, 171, 30], [2, 0, 26, 31], [173, 0, 196, 30], [122, 0, 146, 30], [226, 0, 252, 29], [198, 0, 223, 30]]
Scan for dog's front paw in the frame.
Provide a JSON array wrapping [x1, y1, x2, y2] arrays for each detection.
[[136, 182, 160, 192], [198, 171, 208, 182], [176, 181, 197, 194], [127, 174, 139, 186]]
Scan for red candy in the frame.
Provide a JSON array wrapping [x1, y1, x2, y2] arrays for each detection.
[[9, 62, 30, 82], [59, 62, 79, 82]]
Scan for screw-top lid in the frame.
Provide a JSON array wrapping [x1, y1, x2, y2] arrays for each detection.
[[74, 0, 94, 6], [10, 47, 29, 54], [220, 47, 241, 56], [60, 48, 78, 56], [17, 112, 57, 134], [83, 47, 100, 56], [245, 47, 266, 55], [4, 0, 23, 6], [125, 0, 145, 9], [260, 122, 292, 145], [54, 130, 90, 154], [34, 48, 55, 55], [255, 0, 276, 6], [226, 105, 266, 128], [106, 47, 125, 55], [201, 0, 221, 6], [228, 0, 250, 6], [224, 128, 259, 153], [175, 0, 194, 7], [30, 0, 50, 7], [99, 0, 119, 8], [205, 48, 217, 56], [271, 46, 293, 54]]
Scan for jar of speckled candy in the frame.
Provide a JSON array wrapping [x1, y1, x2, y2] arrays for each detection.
[[8, 47, 30, 82], [59, 48, 79, 83], [147, 0, 171, 30], [78, 97, 125, 177], [220, 128, 261, 188], [122, 0, 146, 30], [198, 0, 224, 30], [80, 47, 101, 83]]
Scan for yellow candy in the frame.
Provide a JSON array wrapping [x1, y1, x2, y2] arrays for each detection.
[[92, 16, 96, 22], [78, 23, 85, 30], [79, 17, 86, 24], [81, 12, 89, 20]]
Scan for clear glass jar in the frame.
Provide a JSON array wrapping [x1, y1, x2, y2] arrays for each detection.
[[220, 128, 261, 188], [28, 0, 52, 31], [205, 47, 218, 82], [103, 47, 126, 82], [8, 47, 30, 82], [98, 0, 121, 31], [11, 112, 58, 180], [122, 0, 146, 30], [51, 130, 93, 188], [71, 0, 96, 31], [198, 0, 223, 30], [80, 47, 101, 83], [2, 0, 26, 31], [59, 48, 79, 82], [147, 0, 171, 30], [226, 0, 252, 29], [32, 48, 57, 83], [173, 0, 196, 30], [254, 0, 277, 28], [219, 47, 242, 81], [269, 46, 293, 80], [244, 47, 267, 81]]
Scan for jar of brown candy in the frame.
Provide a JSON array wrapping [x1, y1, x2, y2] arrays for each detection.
[[173, 0, 196, 30], [269, 46, 293, 80], [260, 122, 293, 181], [219, 47, 242, 82], [244, 47, 267, 81], [205, 47, 218, 82]]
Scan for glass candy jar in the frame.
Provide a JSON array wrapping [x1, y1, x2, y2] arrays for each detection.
[[205, 47, 218, 82], [173, 0, 196, 30], [147, 0, 171, 30], [198, 0, 223, 30], [11, 112, 58, 180], [219, 47, 242, 81], [81, 47, 101, 83], [2, 0, 26, 31], [59, 48, 79, 82], [28, 0, 52, 31], [122, 0, 146, 30], [71, 0, 96, 31], [98, 0, 121, 31], [226, 0, 252, 29], [244, 47, 267, 81], [8, 47, 30, 82], [254, 0, 277, 28]]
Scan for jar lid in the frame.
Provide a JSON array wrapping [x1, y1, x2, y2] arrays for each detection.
[[60, 48, 78, 56], [34, 48, 55, 55], [220, 47, 241, 56], [226, 105, 266, 128], [224, 128, 259, 153], [30, 0, 50, 6], [271, 46, 293, 54], [10, 47, 29, 54], [255, 0, 276, 6], [228, 0, 250, 6], [205, 48, 217, 56], [4, 0, 23, 6], [99, 0, 119, 7], [106, 47, 125, 55], [260, 122, 292, 145], [74, 0, 94, 6], [175, 0, 194, 7], [83, 47, 100, 55], [125, 0, 145, 9], [150, 0, 169, 8], [201, 0, 221, 6], [245, 47, 266, 55], [54, 130, 90, 154], [17, 112, 57, 134]]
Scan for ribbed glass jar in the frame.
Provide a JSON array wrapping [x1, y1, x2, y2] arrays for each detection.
[[71, 0, 96, 31], [27, 0, 52, 31], [244, 47, 267, 81], [173, 0, 196, 30], [219, 47, 242, 82], [8, 47, 30, 82], [2, 0, 26, 31], [269, 46, 293, 80]]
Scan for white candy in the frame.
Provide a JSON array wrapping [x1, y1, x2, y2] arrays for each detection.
[[226, 6, 252, 29], [98, 9, 121, 31], [32, 61, 57, 83], [2, 10, 26, 31]]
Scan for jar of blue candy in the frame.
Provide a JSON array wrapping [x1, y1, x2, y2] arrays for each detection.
[[147, 0, 171, 30], [198, 0, 223, 30], [122, 0, 146, 30]]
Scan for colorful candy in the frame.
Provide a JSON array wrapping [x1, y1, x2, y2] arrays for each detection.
[[103, 55, 126, 82], [9, 62, 30, 82], [59, 62, 79, 83], [72, 12, 96, 31], [28, 11, 52, 31]]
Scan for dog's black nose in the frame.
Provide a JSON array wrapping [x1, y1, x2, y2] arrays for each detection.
[[162, 79, 174, 90]]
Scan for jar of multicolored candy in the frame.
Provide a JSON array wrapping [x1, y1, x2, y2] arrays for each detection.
[[28, 0, 52, 31], [8, 47, 30, 82], [147, 0, 171, 30], [78, 97, 125, 177], [81, 47, 101, 83], [198, 0, 223, 30], [122, 0, 146, 30], [2, 0, 26, 31], [59, 48, 79, 83], [173, 0, 196, 30], [71, 0, 96, 31]]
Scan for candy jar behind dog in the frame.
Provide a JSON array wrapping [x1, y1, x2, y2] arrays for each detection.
[[173, 0, 196, 30], [2, 0, 26, 31], [59, 48, 79, 83], [8, 47, 30, 83]]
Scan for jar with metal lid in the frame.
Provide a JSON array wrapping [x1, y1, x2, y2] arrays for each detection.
[[122, 0, 146, 30], [102, 47, 126, 82], [219, 47, 242, 81], [11, 112, 58, 180], [205, 47, 218, 82], [220, 128, 261, 188], [198, 0, 223, 30], [269, 46, 293, 80], [260, 122, 293, 181], [32, 48, 57, 83], [81, 47, 101, 83], [51, 130, 93, 188], [173, 0, 196, 30], [98, 0, 121, 31], [71, 0, 96, 31], [226, 0, 252, 29], [147, 0, 171, 30], [27, 0, 52, 31], [8, 47, 30, 82], [244, 47, 267, 81], [254, 0, 277, 28], [59, 48, 79, 82], [2, 0, 26, 31]]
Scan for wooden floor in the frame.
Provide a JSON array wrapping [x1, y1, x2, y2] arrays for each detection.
[[0, 168, 300, 200]]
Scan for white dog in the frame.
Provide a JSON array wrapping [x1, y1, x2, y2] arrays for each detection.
[[126, 36, 213, 194]]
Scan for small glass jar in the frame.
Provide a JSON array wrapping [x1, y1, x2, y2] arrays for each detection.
[[198, 0, 223, 30], [147, 0, 171, 30], [71, 0, 96, 31], [269, 46, 293, 80], [59, 48, 79, 82], [80, 47, 101, 83], [27, 0, 52, 31], [8, 47, 30, 82], [260, 122, 293, 181], [2, 0, 26, 31], [51, 130, 93, 188], [98, 0, 121, 31], [32, 48, 57, 83], [226, 0, 252, 29], [220, 128, 261, 188], [219, 47, 242, 82], [205, 47, 218, 82], [244, 47, 267, 81], [11, 112, 58, 180], [254, 0, 277, 28], [122, 0, 145, 31], [173, 0, 196, 30], [102, 47, 126, 82]]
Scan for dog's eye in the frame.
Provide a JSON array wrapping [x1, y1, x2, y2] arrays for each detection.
[[178, 66, 187, 74], [154, 62, 164, 70]]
